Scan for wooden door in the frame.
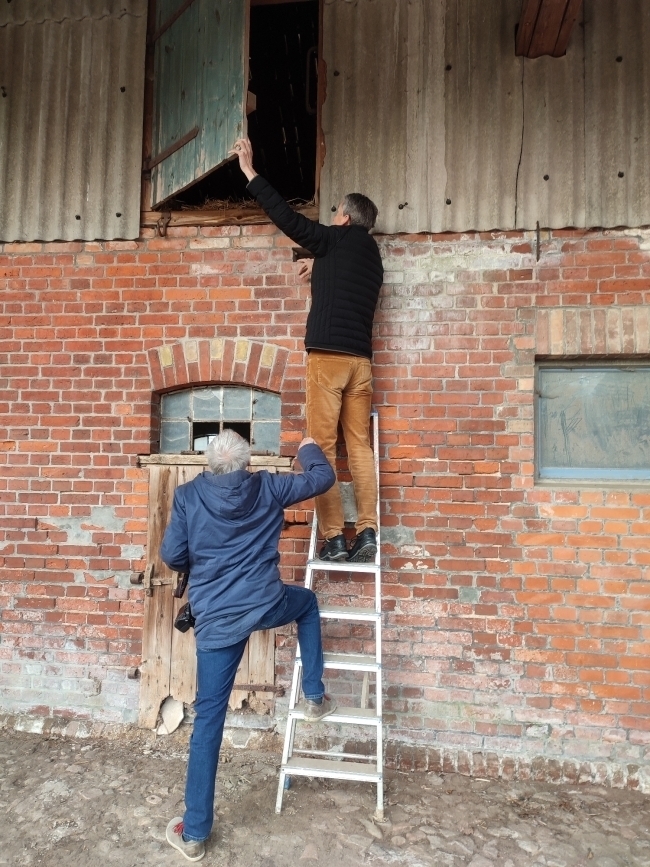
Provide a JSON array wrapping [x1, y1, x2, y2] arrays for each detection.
[[138, 461, 275, 728]]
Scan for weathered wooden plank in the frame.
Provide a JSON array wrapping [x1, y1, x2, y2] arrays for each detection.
[[139, 464, 178, 728], [139, 582, 176, 728], [167, 465, 203, 705], [139, 454, 292, 467], [140, 205, 318, 229], [247, 628, 275, 714], [229, 642, 250, 710], [151, 0, 248, 206], [528, 0, 570, 58], [553, 0, 583, 56], [515, 0, 543, 56], [170, 594, 198, 705]]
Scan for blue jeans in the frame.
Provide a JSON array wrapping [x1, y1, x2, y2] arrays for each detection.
[[182, 584, 324, 842]]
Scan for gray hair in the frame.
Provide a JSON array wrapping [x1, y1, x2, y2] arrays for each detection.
[[342, 193, 379, 230], [206, 428, 251, 475]]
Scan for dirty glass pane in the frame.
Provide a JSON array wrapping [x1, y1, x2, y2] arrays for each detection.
[[251, 421, 280, 455], [161, 390, 191, 420], [253, 390, 281, 420], [192, 388, 222, 421], [160, 419, 190, 453], [223, 387, 252, 419], [536, 366, 650, 480]]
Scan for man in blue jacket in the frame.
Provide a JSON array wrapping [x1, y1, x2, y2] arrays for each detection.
[[162, 429, 336, 862]]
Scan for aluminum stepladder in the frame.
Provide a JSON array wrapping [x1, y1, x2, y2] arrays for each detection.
[[275, 410, 383, 820]]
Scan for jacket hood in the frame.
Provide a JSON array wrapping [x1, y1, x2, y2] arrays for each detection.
[[195, 469, 262, 520]]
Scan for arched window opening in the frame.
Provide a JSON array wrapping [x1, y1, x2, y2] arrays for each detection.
[[159, 386, 281, 455]]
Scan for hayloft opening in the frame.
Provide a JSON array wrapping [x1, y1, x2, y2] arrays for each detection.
[[169, 0, 319, 210]]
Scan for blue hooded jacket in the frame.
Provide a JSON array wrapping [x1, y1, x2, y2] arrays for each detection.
[[160, 443, 335, 649]]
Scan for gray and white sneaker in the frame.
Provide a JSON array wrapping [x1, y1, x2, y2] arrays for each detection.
[[166, 817, 205, 862], [300, 694, 337, 722]]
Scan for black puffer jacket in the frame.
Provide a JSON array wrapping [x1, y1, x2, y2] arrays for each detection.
[[247, 176, 384, 359]]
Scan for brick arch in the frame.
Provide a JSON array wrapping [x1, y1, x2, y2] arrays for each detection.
[[148, 338, 290, 393]]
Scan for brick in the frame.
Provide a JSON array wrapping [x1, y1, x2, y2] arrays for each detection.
[[1, 226, 648, 760]]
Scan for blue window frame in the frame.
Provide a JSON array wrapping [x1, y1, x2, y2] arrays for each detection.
[[535, 363, 650, 481]]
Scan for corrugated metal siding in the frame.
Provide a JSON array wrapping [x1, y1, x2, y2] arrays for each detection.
[[584, 0, 650, 228], [0, 0, 147, 242], [320, 0, 650, 233]]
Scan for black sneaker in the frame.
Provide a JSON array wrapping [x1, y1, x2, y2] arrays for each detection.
[[318, 534, 348, 561], [348, 528, 377, 563]]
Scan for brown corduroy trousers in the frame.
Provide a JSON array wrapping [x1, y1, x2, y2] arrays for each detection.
[[305, 351, 378, 539]]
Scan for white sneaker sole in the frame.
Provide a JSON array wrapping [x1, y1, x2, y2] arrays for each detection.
[[166, 817, 205, 862]]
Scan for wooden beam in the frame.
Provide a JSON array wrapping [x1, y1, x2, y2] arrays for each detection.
[[140, 203, 318, 229], [527, 0, 570, 58], [515, 0, 543, 57], [516, 0, 582, 59], [553, 0, 583, 56]]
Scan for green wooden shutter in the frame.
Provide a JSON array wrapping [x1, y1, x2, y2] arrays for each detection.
[[150, 0, 248, 207]]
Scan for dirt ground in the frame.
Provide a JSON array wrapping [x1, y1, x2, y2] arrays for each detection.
[[1, 728, 650, 867]]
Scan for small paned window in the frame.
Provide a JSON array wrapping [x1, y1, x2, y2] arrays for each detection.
[[535, 363, 650, 481], [159, 386, 281, 455]]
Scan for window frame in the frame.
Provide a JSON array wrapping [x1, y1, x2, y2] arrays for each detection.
[[158, 385, 282, 456], [534, 359, 650, 487]]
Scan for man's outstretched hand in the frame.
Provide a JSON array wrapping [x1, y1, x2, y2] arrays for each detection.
[[293, 437, 316, 472], [297, 259, 314, 282], [229, 138, 257, 182]]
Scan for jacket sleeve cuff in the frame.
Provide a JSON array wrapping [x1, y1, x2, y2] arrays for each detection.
[[296, 442, 325, 468], [246, 175, 269, 198]]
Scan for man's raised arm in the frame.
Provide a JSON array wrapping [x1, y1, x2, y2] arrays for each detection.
[[229, 137, 337, 257]]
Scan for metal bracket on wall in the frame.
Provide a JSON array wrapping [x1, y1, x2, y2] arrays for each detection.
[[143, 563, 155, 597], [156, 212, 172, 237]]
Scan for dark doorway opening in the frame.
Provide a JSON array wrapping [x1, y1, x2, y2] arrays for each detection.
[[192, 421, 252, 452], [169, 0, 319, 209]]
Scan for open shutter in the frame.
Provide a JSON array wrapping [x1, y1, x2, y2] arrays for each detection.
[[149, 0, 249, 207]]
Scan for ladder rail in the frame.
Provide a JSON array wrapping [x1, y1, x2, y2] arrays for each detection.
[[276, 410, 384, 819]]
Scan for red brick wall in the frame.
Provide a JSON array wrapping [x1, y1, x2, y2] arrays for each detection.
[[1, 225, 649, 785]]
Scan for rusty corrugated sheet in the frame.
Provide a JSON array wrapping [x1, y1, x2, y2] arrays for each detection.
[[320, 0, 650, 233], [0, 0, 147, 242]]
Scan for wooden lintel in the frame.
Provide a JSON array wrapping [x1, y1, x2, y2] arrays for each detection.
[[515, 0, 583, 59], [138, 454, 292, 468], [140, 203, 318, 230]]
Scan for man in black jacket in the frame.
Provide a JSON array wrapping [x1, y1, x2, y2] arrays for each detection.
[[230, 138, 383, 563]]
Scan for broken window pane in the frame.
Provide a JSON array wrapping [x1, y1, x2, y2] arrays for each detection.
[[160, 419, 191, 453], [192, 388, 223, 421]]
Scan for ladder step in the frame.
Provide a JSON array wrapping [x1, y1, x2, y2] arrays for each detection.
[[296, 651, 378, 671], [283, 756, 382, 782], [306, 559, 379, 574], [319, 605, 380, 621], [288, 705, 381, 725]]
